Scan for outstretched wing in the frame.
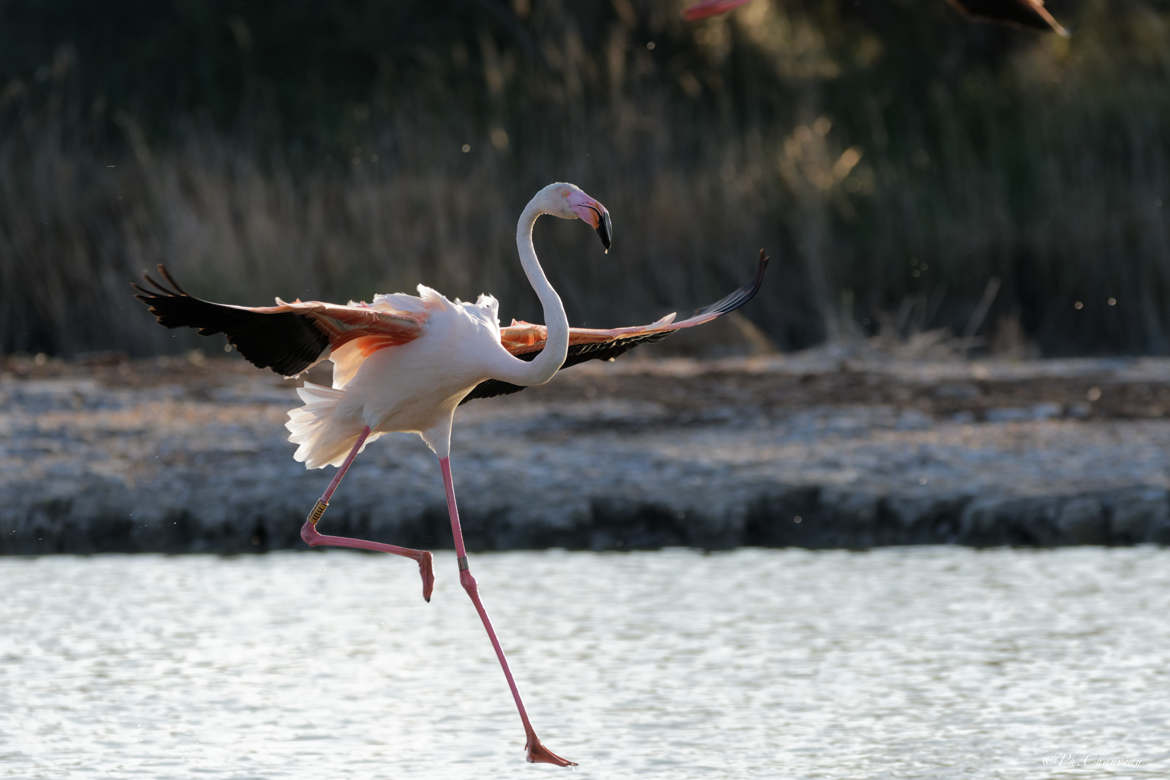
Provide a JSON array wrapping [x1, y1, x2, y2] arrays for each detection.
[[945, 0, 1068, 35], [132, 265, 426, 377], [462, 249, 770, 403], [683, 0, 1068, 36]]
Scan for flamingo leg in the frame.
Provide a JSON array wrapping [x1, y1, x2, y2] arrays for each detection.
[[439, 456, 575, 766], [300, 426, 435, 602]]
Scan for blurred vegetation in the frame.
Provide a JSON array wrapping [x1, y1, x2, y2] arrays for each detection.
[[2, 0, 1169, 357]]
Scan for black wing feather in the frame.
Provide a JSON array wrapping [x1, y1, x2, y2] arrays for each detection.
[[462, 250, 769, 404], [946, 0, 1067, 34], [132, 266, 330, 376]]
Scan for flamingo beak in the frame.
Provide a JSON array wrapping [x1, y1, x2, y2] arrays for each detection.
[[571, 196, 612, 252], [596, 208, 612, 251]]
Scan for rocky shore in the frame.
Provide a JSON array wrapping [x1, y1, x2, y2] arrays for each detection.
[[3, 351, 1170, 554]]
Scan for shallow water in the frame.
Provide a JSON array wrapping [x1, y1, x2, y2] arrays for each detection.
[[2, 548, 1167, 779]]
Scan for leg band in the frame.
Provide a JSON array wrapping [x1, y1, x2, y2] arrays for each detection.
[[307, 500, 329, 526]]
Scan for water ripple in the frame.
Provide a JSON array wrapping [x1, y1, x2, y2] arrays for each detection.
[[2, 548, 1168, 778]]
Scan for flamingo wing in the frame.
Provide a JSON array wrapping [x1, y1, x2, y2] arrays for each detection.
[[683, 0, 1068, 36], [463, 250, 769, 403], [681, 0, 754, 22], [132, 266, 426, 377], [945, 0, 1068, 34]]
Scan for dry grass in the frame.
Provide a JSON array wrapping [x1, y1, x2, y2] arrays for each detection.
[[2, 0, 1169, 358]]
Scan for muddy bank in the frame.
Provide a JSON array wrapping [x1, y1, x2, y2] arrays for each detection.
[[3, 351, 1170, 553]]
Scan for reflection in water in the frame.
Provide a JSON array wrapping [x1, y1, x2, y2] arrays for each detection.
[[2, 548, 1168, 779]]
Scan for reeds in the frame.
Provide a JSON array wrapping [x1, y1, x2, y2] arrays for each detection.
[[2, 0, 1168, 357]]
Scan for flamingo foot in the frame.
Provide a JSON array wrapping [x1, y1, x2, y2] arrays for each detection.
[[525, 734, 576, 766], [418, 551, 435, 603]]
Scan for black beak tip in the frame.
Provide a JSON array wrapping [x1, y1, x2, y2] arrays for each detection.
[[596, 212, 612, 250]]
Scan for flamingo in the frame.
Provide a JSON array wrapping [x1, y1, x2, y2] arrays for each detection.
[[683, 0, 1070, 36], [132, 181, 769, 766]]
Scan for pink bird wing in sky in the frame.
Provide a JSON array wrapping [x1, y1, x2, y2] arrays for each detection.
[[681, 0, 753, 22], [133, 266, 426, 376]]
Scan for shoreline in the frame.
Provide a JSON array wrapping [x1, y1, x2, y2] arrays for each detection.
[[3, 352, 1169, 553]]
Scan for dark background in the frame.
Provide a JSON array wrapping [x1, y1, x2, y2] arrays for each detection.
[[2, 0, 1167, 358]]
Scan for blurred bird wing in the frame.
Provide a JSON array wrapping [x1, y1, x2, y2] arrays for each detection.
[[133, 265, 427, 377], [463, 250, 769, 403], [945, 0, 1069, 36], [681, 0, 754, 22]]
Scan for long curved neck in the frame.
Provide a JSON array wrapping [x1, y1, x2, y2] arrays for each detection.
[[493, 200, 569, 386]]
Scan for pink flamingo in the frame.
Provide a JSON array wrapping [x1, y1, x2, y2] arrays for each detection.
[[133, 182, 768, 766], [683, 0, 1069, 36]]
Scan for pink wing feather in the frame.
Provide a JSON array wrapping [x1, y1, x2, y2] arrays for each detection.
[[682, 0, 753, 22]]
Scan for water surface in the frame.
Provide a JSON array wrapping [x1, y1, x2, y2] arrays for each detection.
[[2, 548, 1167, 778]]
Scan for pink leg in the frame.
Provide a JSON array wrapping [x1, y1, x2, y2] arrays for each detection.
[[300, 426, 435, 602], [440, 456, 575, 766]]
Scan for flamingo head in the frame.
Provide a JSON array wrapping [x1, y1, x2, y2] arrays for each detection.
[[539, 182, 612, 252]]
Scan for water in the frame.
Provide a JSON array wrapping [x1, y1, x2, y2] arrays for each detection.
[[2, 548, 1167, 779]]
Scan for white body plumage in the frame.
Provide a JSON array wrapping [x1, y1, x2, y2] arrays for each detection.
[[286, 286, 509, 466]]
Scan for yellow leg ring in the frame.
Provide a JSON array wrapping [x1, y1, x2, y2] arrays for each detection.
[[307, 500, 329, 526]]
